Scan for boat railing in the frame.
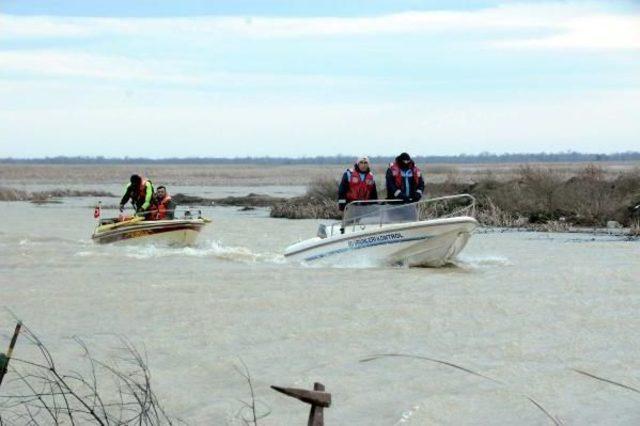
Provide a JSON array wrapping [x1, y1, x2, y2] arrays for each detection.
[[322, 194, 476, 237]]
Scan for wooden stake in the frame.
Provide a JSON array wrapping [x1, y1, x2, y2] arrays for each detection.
[[271, 382, 331, 426]]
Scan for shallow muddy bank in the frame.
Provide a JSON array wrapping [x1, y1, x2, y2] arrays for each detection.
[[0, 186, 115, 202], [171, 192, 286, 207]]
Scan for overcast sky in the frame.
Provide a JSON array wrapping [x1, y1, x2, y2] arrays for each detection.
[[1, 0, 639, 158]]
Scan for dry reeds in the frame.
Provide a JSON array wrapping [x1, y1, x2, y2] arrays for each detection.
[[0, 322, 175, 425], [270, 199, 341, 220], [270, 164, 640, 229], [0, 188, 30, 202], [270, 177, 342, 219], [0, 187, 115, 202]]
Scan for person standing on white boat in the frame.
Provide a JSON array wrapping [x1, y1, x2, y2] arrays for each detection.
[[386, 152, 425, 203], [119, 174, 154, 219], [338, 156, 378, 211]]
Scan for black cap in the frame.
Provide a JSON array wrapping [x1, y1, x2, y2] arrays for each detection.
[[398, 152, 411, 162], [130, 174, 141, 184]]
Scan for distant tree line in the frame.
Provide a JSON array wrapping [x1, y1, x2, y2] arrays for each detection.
[[1, 152, 640, 165]]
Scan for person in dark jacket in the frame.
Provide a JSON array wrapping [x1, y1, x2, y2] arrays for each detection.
[[385, 152, 425, 203], [119, 174, 154, 217], [338, 156, 378, 211]]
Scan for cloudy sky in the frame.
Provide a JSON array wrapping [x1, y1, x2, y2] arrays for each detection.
[[1, 0, 639, 158]]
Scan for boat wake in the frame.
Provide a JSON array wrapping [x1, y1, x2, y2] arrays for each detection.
[[75, 239, 285, 264], [17, 236, 92, 246], [454, 254, 512, 269], [298, 252, 385, 269]]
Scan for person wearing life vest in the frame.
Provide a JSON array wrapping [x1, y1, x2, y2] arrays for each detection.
[[151, 186, 176, 220], [119, 174, 154, 218], [385, 152, 425, 203], [338, 156, 378, 211]]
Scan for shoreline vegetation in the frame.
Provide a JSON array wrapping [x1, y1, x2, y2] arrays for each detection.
[[0, 188, 116, 203], [1, 164, 639, 234], [271, 164, 640, 228]]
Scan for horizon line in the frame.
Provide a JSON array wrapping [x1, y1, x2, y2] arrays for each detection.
[[2, 151, 640, 165]]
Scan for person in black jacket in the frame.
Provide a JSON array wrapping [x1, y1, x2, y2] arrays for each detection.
[[337, 156, 378, 211], [385, 152, 425, 203]]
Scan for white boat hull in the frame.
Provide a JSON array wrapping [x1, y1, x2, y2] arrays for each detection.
[[284, 217, 477, 267], [92, 219, 206, 247]]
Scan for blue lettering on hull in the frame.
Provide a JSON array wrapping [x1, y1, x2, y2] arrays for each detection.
[[304, 233, 431, 262]]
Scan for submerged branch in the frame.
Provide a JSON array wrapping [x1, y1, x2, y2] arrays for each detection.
[[359, 353, 502, 384], [573, 369, 640, 395]]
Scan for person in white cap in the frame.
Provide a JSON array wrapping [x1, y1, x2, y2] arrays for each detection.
[[337, 156, 378, 211]]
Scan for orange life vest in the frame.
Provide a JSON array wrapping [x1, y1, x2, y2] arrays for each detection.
[[389, 162, 421, 190], [345, 169, 375, 202], [136, 178, 151, 200], [154, 195, 172, 220]]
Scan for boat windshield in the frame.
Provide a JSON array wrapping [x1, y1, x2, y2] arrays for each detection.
[[343, 202, 418, 227], [328, 195, 475, 237]]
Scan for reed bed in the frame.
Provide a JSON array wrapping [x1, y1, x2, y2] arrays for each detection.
[[270, 177, 342, 220], [270, 165, 640, 228], [2, 162, 638, 186], [0, 187, 115, 202], [2, 163, 639, 228]]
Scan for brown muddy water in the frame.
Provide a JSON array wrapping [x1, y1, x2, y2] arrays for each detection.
[[1, 179, 639, 424]]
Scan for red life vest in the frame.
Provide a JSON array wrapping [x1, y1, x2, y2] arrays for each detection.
[[389, 162, 421, 190], [154, 195, 172, 220], [345, 169, 375, 202]]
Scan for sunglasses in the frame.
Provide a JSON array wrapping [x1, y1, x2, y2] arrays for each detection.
[[359, 160, 369, 164]]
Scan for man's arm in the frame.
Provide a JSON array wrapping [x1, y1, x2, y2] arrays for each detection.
[[119, 183, 132, 209], [337, 172, 349, 211], [140, 182, 153, 210], [385, 169, 401, 199], [415, 174, 425, 200], [166, 199, 177, 220], [370, 181, 378, 200]]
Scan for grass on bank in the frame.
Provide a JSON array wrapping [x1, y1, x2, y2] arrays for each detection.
[[269, 164, 640, 228]]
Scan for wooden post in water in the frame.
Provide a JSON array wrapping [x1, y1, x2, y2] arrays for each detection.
[[271, 382, 331, 426], [0, 322, 22, 389]]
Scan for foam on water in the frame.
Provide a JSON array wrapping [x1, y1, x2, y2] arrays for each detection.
[[299, 252, 384, 269], [454, 254, 513, 269], [74, 239, 286, 264], [17, 235, 89, 246], [297, 252, 513, 270], [395, 404, 421, 424]]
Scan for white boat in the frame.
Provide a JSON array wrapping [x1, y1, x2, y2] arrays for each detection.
[[92, 214, 209, 246], [284, 194, 478, 267]]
